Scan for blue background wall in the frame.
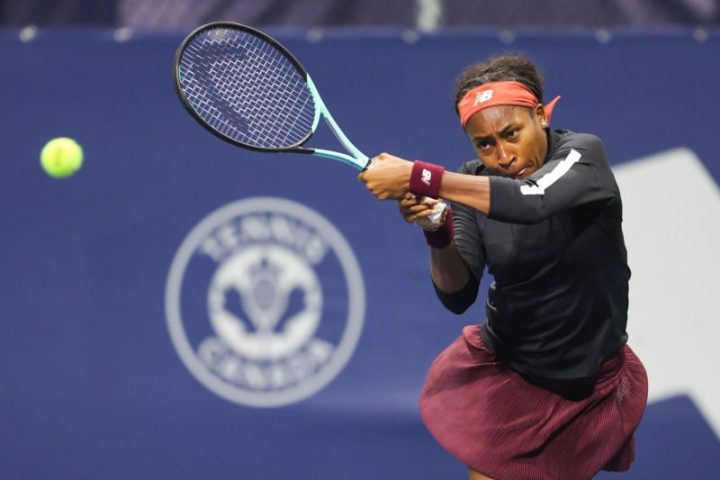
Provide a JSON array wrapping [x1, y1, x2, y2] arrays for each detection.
[[0, 28, 718, 478]]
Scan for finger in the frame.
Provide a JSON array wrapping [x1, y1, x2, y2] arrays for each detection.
[[414, 209, 434, 218], [407, 204, 431, 214], [419, 196, 438, 206], [391, 192, 405, 200], [407, 210, 434, 222], [400, 195, 423, 207], [400, 211, 414, 223]]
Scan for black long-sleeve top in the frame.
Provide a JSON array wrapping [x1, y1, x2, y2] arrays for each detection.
[[435, 129, 630, 380]]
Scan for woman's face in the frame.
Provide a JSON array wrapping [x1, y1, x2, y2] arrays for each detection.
[[464, 105, 548, 180]]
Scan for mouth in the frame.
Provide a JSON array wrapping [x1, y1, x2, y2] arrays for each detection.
[[515, 167, 529, 179]]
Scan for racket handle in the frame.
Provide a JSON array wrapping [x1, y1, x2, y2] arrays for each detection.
[[414, 197, 448, 230], [361, 156, 374, 172]]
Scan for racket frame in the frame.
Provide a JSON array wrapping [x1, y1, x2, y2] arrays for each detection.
[[174, 22, 369, 170]]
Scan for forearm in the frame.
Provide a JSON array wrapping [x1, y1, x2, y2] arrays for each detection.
[[430, 242, 471, 294], [438, 171, 491, 216]]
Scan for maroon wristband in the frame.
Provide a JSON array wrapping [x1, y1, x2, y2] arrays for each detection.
[[410, 160, 445, 198], [423, 207, 454, 249]]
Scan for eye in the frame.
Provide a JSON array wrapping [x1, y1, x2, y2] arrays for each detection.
[[506, 129, 519, 139], [475, 139, 492, 150]]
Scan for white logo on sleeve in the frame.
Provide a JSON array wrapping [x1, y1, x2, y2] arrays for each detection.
[[421, 168, 432, 185], [473, 90, 493, 105]]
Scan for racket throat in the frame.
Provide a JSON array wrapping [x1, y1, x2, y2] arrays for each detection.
[[307, 75, 368, 169], [309, 148, 367, 170]]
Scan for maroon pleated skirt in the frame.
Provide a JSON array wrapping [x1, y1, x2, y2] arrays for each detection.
[[419, 325, 648, 480]]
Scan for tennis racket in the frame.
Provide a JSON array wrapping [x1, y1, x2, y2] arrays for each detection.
[[173, 22, 445, 223]]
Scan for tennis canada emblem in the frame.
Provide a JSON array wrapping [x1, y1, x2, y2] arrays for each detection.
[[165, 197, 365, 407]]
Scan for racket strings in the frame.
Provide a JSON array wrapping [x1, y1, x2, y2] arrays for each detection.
[[178, 28, 315, 149]]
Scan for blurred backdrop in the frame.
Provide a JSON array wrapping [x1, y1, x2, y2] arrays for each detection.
[[1, 0, 719, 28], [0, 1, 718, 479]]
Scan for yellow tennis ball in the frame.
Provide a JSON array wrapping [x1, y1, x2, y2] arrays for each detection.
[[40, 137, 84, 178]]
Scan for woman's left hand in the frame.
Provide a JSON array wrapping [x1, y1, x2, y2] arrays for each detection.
[[357, 153, 413, 200]]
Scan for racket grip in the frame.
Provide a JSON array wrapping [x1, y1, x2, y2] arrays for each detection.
[[361, 156, 374, 172], [414, 197, 448, 230]]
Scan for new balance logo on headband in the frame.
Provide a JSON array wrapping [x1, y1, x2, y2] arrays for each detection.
[[473, 90, 494, 106]]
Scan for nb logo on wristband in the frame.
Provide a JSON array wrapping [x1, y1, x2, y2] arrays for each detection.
[[422, 168, 432, 186]]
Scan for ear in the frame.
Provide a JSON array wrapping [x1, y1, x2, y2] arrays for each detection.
[[534, 105, 548, 128]]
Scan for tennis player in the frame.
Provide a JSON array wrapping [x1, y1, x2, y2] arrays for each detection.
[[358, 54, 648, 480]]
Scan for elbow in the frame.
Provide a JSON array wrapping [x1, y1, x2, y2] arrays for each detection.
[[442, 300, 473, 315], [433, 274, 480, 314], [517, 210, 552, 224], [492, 203, 550, 224]]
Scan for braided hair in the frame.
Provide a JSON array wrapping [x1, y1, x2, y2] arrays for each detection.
[[453, 54, 544, 115]]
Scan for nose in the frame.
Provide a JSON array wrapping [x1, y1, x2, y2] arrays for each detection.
[[496, 143, 516, 169]]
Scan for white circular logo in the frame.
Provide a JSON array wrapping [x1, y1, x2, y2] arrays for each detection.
[[165, 197, 365, 407]]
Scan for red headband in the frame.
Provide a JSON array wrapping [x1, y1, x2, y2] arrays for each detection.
[[457, 80, 560, 128]]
